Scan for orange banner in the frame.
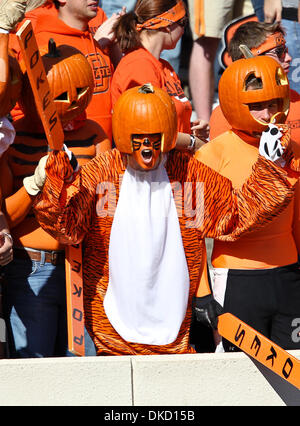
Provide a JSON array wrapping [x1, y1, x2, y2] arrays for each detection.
[[65, 244, 85, 356], [17, 21, 85, 356], [16, 20, 64, 150], [218, 313, 300, 389]]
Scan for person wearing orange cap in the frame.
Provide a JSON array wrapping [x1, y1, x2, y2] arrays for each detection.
[[195, 51, 300, 351], [29, 82, 296, 356]]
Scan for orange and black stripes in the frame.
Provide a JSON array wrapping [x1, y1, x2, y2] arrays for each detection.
[[34, 149, 295, 355]]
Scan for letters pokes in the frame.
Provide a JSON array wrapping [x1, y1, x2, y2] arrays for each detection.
[[218, 313, 300, 389], [17, 21, 85, 356], [16, 20, 64, 150], [65, 244, 85, 356]]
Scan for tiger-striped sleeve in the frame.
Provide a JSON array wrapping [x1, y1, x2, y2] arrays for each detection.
[[34, 149, 124, 245], [167, 150, 295, 241], [191, 154, 295, 241]]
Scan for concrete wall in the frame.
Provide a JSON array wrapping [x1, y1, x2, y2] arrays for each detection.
[[0, 351, 299, 406]]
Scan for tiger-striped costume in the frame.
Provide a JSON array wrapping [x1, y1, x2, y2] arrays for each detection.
[[34, 148, 294, 355]]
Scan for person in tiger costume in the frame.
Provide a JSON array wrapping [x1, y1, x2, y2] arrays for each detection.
[[0, 39, 111, 358], [195, 50, 300, 351], [29, 82, 297, 356]]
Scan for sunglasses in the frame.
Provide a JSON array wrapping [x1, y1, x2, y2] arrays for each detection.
[[264, 45, 288, 61]]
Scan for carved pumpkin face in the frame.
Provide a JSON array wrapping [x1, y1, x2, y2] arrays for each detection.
[[112, 83, 177, 168], [19, 40, 94, 124], [43, 41, 94, 124], [218, 55, 290, 134]]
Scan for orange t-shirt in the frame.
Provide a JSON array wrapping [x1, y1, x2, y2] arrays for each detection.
[[111, 47, 192, 134], [195, 129, 300, 269], [9, 6, 113, 141]]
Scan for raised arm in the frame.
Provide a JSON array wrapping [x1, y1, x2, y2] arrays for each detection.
[[33, 149, 120, 244]]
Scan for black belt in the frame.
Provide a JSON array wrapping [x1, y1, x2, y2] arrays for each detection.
[[282, 7, 298, 21], [13, 248, 65, 265]]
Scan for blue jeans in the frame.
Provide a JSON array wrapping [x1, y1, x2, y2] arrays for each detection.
[[3, 256, 96, 358], [281, 19, 300, 94], [251, 0, 264, 21], [99, 0, 136, 17]]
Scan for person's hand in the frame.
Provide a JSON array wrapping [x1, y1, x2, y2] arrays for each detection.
[[193, 294, 223, 330], [259, 124, 285, 163], [94, 7, 126, 48], [0, 231, 13, 266], [191, 118, 209, 141], [264, 0, 282, 23], [0, 0, 27, 31], [23, 155, 48, 196]]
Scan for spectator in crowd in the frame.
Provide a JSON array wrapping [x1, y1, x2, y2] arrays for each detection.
[[9, 0, 115, 143], [264, 0, 300, 94], [13, 0, 122, 66], [209, 19, 300, 159], [111, 0, 209, 151], [30, 80, 295, 355], [100, 0, 183, 74], [196, 51, 300, 351], [1, 41, 110, 358], [187, 0, 254, 123]]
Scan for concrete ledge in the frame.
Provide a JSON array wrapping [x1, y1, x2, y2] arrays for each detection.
[[0, 356, 132, 406], [132, 352, 300, 406], [0, 351, 299, 406]]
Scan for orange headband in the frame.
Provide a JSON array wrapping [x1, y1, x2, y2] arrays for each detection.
[[136, 0, 186, 31], [251, 32, 285, 56]]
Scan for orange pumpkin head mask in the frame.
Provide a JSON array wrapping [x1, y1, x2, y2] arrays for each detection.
[[112, 83, 178, 170], [218, 55, 290, 134], [19, 40, 94, 125]]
